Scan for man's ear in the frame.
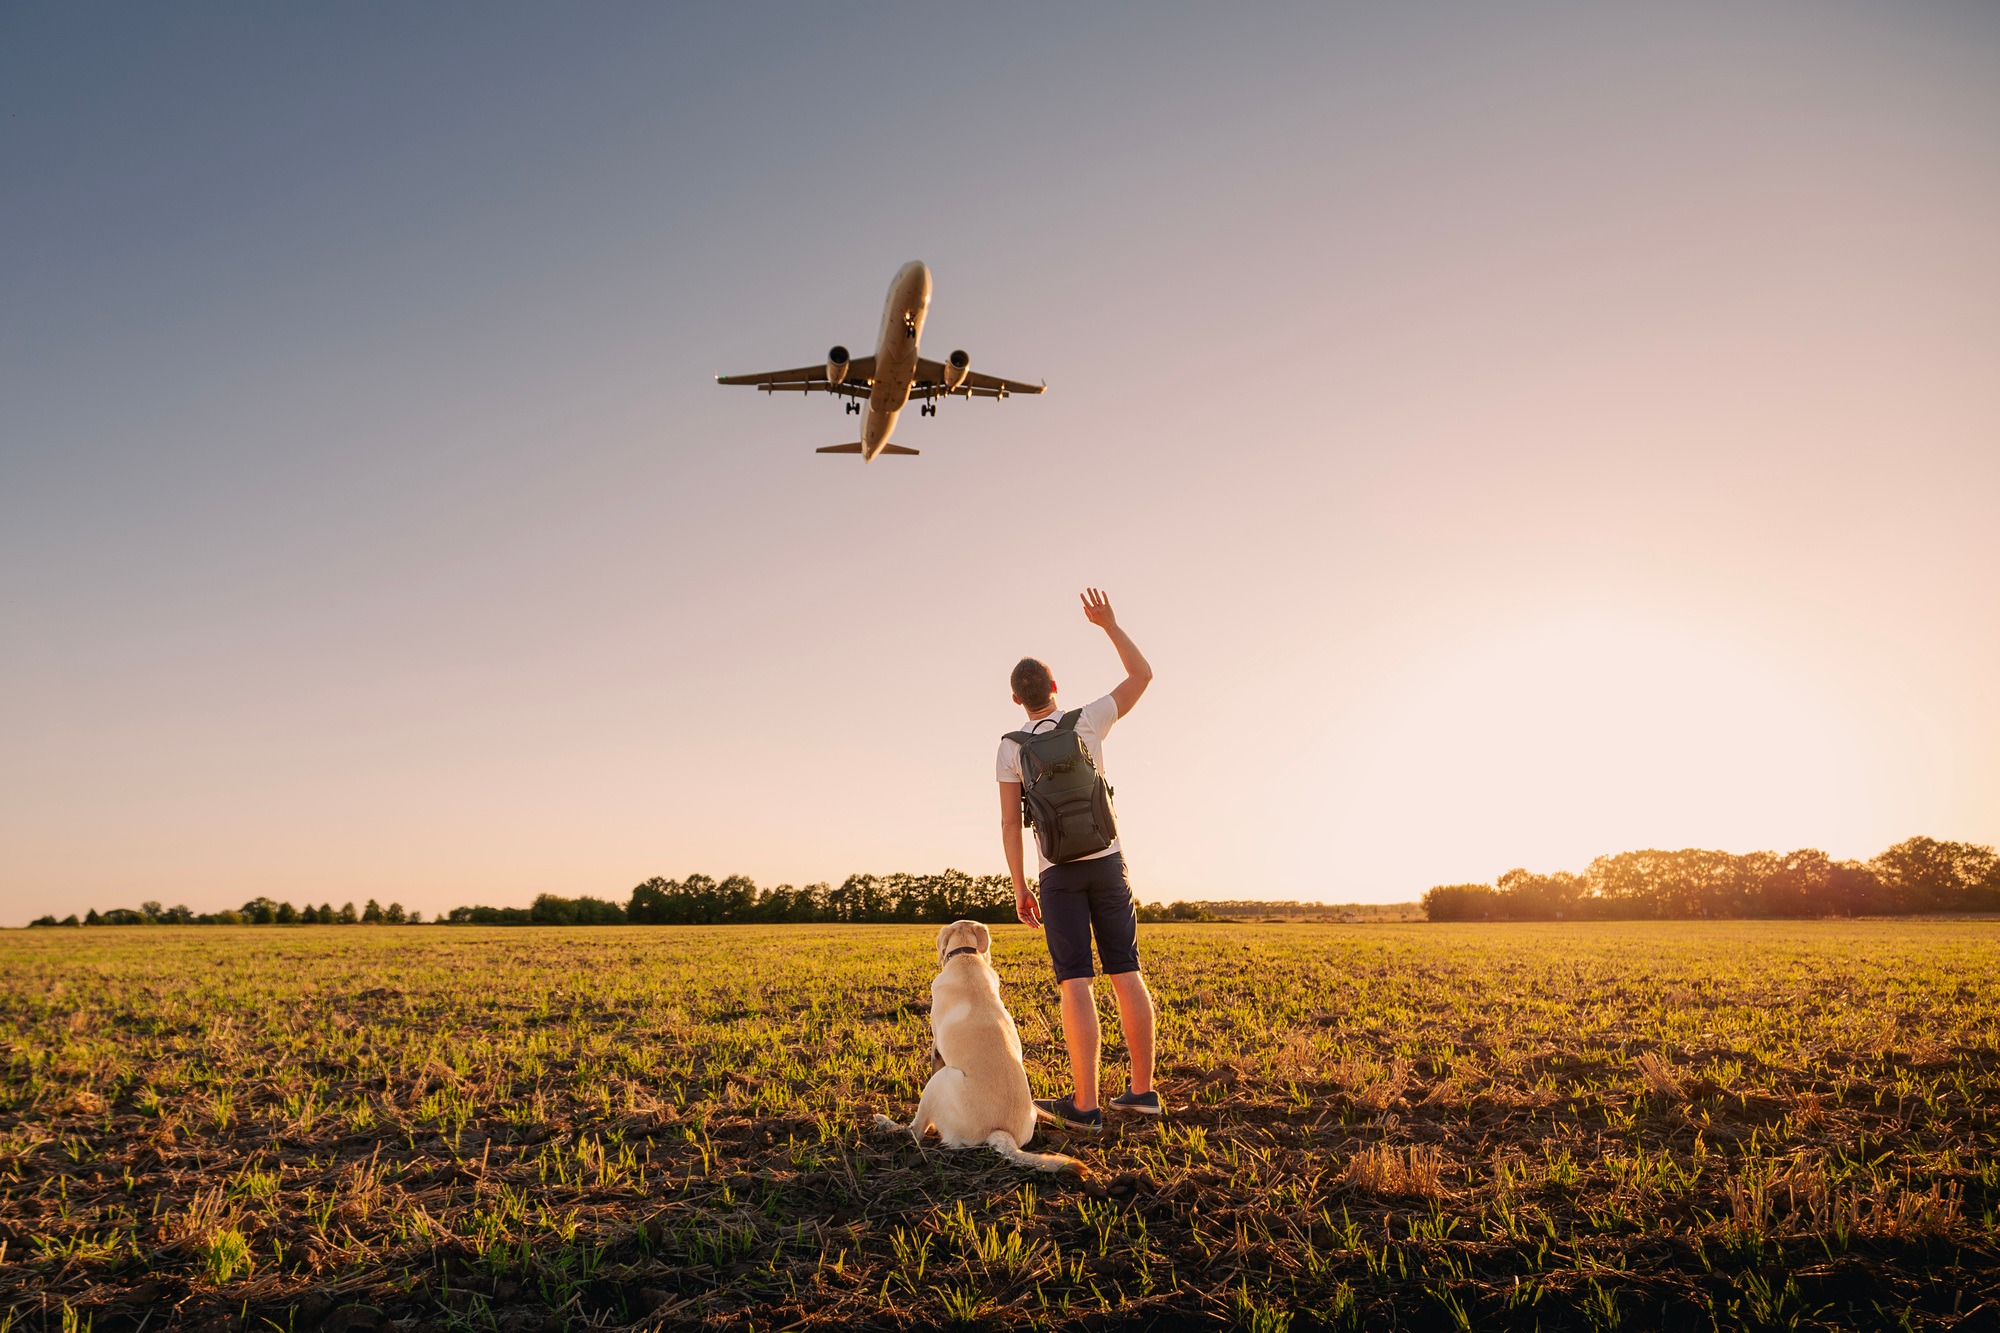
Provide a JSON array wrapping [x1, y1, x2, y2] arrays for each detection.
[[1011, 693, 1022, 706]]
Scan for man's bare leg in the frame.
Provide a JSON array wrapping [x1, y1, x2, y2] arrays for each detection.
[[1058, 977, 1101, 1112], [1107, 970, 1155, 1095]]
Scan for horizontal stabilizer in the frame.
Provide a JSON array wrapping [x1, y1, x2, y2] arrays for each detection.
[[878, 444, 920, 456], [815, 443, 864, 453]]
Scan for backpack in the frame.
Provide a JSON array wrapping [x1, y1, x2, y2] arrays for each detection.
[[1005, 711, 1117, 865]]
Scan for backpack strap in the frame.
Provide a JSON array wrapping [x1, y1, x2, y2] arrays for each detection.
[[1002, 712, 1079, 784]]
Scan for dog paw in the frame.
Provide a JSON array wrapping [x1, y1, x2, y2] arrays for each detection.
[[872, 1113, 903, 1131]]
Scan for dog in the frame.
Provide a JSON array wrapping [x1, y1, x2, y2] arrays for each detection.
[[874, 920, 1081, 1174]]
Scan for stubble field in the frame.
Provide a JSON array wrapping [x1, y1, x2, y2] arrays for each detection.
[[2, 921, 1997, 1331]]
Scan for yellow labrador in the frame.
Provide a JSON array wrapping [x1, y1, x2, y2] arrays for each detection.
[[874, 920, 1080, 1174]]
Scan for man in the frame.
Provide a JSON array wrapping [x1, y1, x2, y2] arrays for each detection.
[[999, 588, 1159, 1129]]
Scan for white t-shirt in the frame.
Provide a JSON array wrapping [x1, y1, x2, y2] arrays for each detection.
[[996, 693, 1121, 873]]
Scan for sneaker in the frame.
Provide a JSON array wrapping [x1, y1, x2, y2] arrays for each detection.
[[1108, 1087, 1163, 1116], [1033, 1094, 1103, 1130]]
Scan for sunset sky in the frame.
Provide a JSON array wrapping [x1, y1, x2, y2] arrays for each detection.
[[4, 5, 1996, 923]]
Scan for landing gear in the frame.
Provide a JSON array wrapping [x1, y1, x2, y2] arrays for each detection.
[[844, 400, 861, 415], [904, 314, 917, 339], [920, 401, 936, 417]]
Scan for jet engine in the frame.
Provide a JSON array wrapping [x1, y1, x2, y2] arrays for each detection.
[[826, 346, 851, 386], [944, 349, 971, 391]]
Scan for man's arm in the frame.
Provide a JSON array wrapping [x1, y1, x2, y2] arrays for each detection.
[[1000, 781, 1041, 926], [1082, 588, 1152, 718]]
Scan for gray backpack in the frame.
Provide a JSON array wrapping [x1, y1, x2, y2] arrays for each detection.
[[1005, 711, 1117, 865]]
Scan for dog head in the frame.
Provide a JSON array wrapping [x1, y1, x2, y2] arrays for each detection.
[[935, 919, 992, 968]]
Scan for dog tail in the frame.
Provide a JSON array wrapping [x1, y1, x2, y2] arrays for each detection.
[[987, 1129, 1083, 1175]]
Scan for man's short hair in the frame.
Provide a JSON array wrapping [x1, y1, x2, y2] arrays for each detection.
[[1011, 658, 1054, 710]]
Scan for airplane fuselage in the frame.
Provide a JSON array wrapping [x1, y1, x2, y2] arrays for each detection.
[[861, 261, 932, 461]]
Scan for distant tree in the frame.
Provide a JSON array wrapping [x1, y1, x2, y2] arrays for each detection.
[[140, 901, 164, 922], [338, 902, 358, 924], [384, 902, 406, 924], [275, 901, 299, 924], [1494, 869, 1588, 920], [362, 899, 383, 924], [827, 873, 890, 923], [1872, 837, 2000, 913], [29, 915, 59, 928], [164, 904, 195, 924], [1137, 901, 1220, 922], [241, 897, 278, 925], [207, 909, 245, 925], [61, 914, 80, 927], [408, 909, 424, 924], [529, 894, 623, 925], [626, 877, 672, 924], [85, 909, 101, 925], [1421, 884, 1502, 921], [1761, 848, 1832, 916], [446, 904, 534, 924]]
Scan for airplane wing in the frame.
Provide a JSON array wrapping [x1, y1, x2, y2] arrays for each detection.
[[716, 355, 876, 395], [910, 358, 1047, 400]]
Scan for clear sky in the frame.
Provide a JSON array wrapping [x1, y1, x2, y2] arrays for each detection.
[[4, 4, 1996, 923]]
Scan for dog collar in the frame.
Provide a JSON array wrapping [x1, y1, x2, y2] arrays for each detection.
[[943, 945, 982, 961]]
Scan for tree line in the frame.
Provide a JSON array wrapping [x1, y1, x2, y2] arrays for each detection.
[[36, 873, 1027, 929], [1422, 837, 2000, 921], [30, 897, 418, 928], [489, 872, 1026, 926]]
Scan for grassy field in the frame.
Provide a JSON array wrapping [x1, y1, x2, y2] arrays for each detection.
[[2, 922, 1996, 1331]]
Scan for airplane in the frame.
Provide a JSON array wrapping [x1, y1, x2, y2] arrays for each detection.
[[716, 261, 1045, 461]]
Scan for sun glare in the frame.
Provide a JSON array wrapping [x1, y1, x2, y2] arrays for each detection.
[[1283, 605, 1882, 891]]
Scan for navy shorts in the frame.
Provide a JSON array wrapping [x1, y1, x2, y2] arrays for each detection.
[[1039, 851, 1140, 983]]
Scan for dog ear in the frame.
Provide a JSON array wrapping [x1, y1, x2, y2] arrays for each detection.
[[972, 921, 992, 955], [936, 922, 955, 964]]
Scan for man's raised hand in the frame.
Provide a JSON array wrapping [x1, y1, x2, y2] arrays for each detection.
[[1081, 588, 1117, 630]]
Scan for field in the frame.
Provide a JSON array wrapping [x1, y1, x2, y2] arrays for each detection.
[[3, 922, 1997, 1332]]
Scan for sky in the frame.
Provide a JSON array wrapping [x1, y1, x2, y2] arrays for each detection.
[[3, 4, 1997, 923]]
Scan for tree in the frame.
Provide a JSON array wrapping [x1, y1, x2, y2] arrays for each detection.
[[1494, 869, 1588, 919], [362, 899, 383, 924], [384, 902, 406, 924], [276, 901, 299, 924], [85, 909, 101, 925], [140, 901, 164, 922], [338, 902, 358, 924], [1422, 884, 1502, 921], [1872, 838, 2000, 913], [530, 894, 624, 924]]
